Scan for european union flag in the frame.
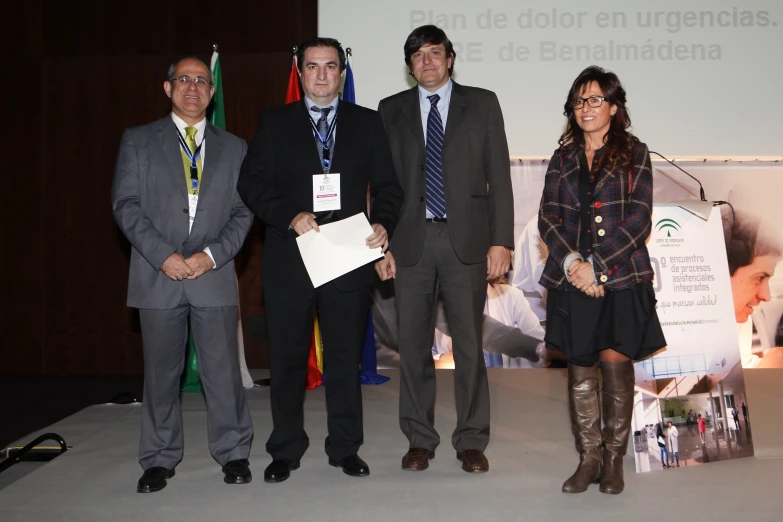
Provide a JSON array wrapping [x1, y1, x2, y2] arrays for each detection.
[[343, 59, 355, 103]]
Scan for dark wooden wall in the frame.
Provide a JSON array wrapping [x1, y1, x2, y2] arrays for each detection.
[[2, 0, 318, 375]]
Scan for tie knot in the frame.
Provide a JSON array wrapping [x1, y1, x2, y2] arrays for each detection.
[[184, 126, 198, 139], [427, 94, 440, 107], [310, 106, 333, 119]]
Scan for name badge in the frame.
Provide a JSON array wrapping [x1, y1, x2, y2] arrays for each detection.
[[313, 173, 341, 212], [188, 194, 198, 224]]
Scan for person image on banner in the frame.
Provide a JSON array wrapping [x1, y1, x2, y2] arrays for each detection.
[[723, 209, 783, 368], [431, 278, 548, 369], [538, 66, 666, 495], [237, 37, 402, 484]]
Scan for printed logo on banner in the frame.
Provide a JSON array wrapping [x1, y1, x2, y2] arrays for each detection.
[[656, 218, 680, 237], [655, 218, 684, 245]]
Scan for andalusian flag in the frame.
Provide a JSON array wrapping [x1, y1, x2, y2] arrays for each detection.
[[181, 47, 227, 393], [209, 48, 226, 129]]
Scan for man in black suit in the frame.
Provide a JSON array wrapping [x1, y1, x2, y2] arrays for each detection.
[[376, 25, 514, 473], [238, 38, 403, 482]]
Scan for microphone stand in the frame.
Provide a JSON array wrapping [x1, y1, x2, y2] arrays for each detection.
[[649, 151, 707, 201]]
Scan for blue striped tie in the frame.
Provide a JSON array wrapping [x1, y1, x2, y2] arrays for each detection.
[[425, 94, 447, 218], [310, 106, 334, 172]]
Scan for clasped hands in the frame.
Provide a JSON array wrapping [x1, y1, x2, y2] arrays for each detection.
[[161, 252, 214, 281], [568, 260, 604, 298]]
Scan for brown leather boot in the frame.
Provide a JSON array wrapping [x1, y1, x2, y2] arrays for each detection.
[[562, 362, 602, 493], [599, 360, 635, 495]]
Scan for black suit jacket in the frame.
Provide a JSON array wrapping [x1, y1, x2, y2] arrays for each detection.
[[238, 100, 403, 291], [378, 82, 514, 266]]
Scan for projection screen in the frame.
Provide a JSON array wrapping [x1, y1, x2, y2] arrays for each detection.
[[319, 0, 783, 159]]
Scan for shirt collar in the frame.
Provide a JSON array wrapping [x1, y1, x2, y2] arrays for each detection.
[[304, 95, 340, 113], [171, 112, 207, 142], [418, 78, 452, 105]]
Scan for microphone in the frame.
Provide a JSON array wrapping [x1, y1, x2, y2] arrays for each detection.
[[649, 151, 707, 202]]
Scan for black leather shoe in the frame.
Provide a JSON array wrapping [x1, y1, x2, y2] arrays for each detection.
[[263, 459, 300, 483], [222, 459, 252, 484], [328, 455, 370, 477], [137, 466, 175, 493]]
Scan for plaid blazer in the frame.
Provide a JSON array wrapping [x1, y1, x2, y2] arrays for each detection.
[[537, 141, 654, 291]]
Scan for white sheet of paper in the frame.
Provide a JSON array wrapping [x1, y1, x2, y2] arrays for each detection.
[[296, 213, 383, 288]]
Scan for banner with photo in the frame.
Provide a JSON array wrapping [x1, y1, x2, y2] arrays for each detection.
[[372, 160, 783, 370], [631, 204, 753, 473], [371, 158, 782, 473]]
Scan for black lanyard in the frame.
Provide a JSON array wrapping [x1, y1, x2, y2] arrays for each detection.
[[176, 129, 204, 189]]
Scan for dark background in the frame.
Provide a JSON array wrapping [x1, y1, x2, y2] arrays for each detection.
[[2, 0, 319, 380]]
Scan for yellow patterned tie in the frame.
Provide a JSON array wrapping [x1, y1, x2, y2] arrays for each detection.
[[181, 126, 203, 195]]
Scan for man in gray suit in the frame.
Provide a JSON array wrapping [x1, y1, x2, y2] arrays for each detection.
[[376, 25, 514, 473], [112, 57, 254, 493]]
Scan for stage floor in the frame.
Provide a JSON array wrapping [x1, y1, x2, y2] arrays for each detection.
[[1, 369, 780, 522]]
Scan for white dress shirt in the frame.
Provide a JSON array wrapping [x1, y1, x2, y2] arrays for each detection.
[[304, 95, 339, 142]]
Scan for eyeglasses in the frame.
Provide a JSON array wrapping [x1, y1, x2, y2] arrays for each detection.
[[169, 76, 213, 87], [572, 96, 606, 109]]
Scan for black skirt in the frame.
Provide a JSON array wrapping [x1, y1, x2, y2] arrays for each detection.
[[545, 282, 667, 366]]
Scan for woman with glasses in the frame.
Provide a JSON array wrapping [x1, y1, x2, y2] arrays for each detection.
[[538, 66, 666, 495]]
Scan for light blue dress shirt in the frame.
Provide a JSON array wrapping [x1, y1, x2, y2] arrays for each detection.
[[418, 79, 452, 219]]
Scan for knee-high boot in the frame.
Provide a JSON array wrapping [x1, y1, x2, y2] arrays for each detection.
[[599, 359, 635, 494], [562, 362, 602, 493]]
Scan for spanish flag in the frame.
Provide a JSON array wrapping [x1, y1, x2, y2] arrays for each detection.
[[286, 49, 323, 389]]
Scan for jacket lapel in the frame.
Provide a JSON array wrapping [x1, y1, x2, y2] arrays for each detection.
[[442, 81, 465, 150], [293, 101, 327, 173], [561, 147, 581, 207], [198, 123, 222, 196], [401, 87, 425, 150], [328, 101, 355, 174], [156, 117, 188, 205]]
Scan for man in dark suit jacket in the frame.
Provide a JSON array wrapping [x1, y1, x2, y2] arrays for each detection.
[[112, 57, 254, 492], [237, 38, 403, 483], [376, 25, 514, 473]]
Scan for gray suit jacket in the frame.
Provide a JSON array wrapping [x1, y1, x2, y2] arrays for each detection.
[[378, 81, 514, 266], [112, 115, 253, 310]]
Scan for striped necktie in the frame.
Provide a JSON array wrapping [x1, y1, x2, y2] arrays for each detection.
[[310, 106, 334, 173], [425, 94, 446, 218]]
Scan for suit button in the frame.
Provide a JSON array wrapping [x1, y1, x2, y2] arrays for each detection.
[[419, 196, 424, 202], [597, 229, 605, 237], [600, 275, 608, 283], [183, 208, 188, 213], [420, 165, 425, 171], [181, 241, 187, 246], [595, 215, 603, 223]]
